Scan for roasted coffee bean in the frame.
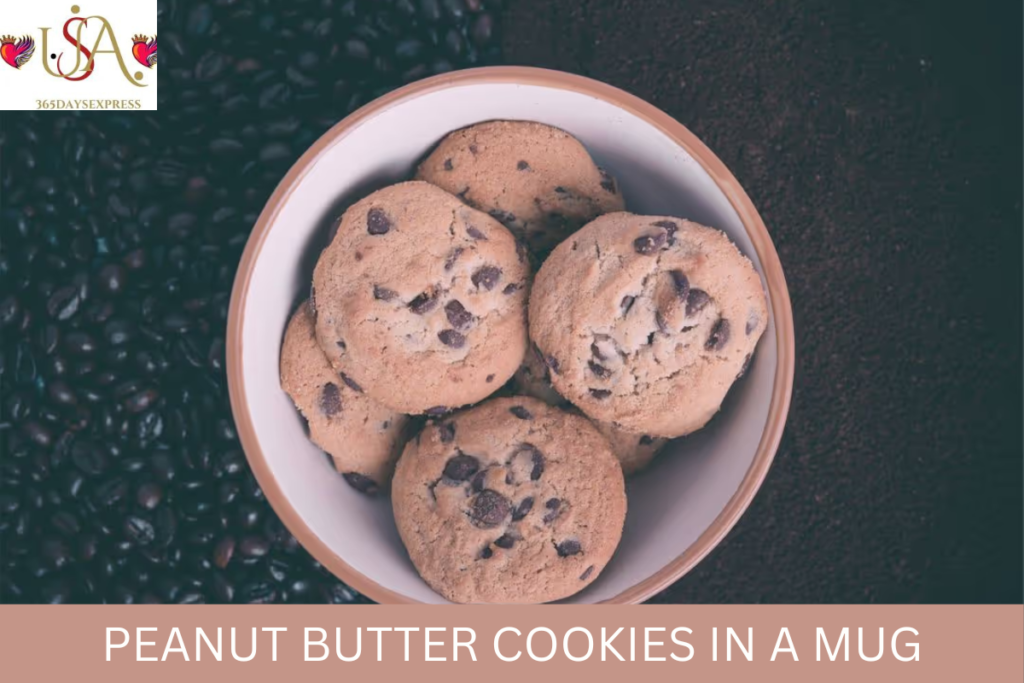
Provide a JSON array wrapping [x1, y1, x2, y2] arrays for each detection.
[[1, 0, 504, 604]]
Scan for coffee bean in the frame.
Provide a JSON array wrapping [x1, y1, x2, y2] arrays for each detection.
[[342, 472, 379, 495], [556, 539, 582, 557], [124, 515, 156, 546], [239, 535, 270, 558], [438, 329, 466, 348], [319, 383, 342, 416], [469, 489, 510, 527], [706, 318, 731, 351], [509, 405, 532, 420], [366, 207, 392, 234], [445, 300, 474, 329], [443, 453, 479, 481], [685, 289, 710, 316], [47, 286, 81, 321]]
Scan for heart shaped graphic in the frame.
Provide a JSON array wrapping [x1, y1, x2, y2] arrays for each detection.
[[131, 34, 157, 68], [0, 35, 35, 69]]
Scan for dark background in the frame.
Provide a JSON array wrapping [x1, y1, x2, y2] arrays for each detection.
[[0, 0, 1020, 604]]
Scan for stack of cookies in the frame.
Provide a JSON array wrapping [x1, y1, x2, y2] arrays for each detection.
[[280, 121, 767, 603]]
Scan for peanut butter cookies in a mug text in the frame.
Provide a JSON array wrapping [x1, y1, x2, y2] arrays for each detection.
[[280, 120, 768, 604]]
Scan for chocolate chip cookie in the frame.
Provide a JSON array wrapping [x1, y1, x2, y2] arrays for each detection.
[[280, 301, 410, 494], [514, 347, 667, 476], [391, 396, 626, 603], [529, 213, 768, 438], [312, 181, 530, 415], [416, 120, 625, 257]]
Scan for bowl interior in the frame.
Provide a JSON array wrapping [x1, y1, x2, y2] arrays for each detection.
[[235, 79, 779, 603]]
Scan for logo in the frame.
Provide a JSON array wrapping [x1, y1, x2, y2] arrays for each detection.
[[0, 1, 157, 111], [1, 35, 35, 69]]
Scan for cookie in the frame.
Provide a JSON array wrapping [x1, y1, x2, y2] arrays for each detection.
[[513, 347, 667, 476], [529, 213, 768, 438], [392, 396, 626, 604], [416, 120, 626, 257], [312, 181, 530, 415], [279, 301, 409, 494]]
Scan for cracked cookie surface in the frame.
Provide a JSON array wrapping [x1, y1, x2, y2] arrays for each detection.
[[529, 213, 768, 438], [513, 346, 667, 476], [312, 181, 529, 415], [416, 120, 625, 258], [391, 396, 626, 604], [280, 301, 410, 493]]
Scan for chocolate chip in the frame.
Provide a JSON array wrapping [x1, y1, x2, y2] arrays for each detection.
[[425, 406, 449, 416], [543, 498, 562, 523], [599, 168, 617, 194], [655, 311, 671, 334], [556, 539, 582, 557], [373, 285, 397, 301], [685, 289, 710, 316], [408, 290, 438, 314], [515, 240, 528, 263], [336, 340, 346, 350], [470, 469, 488, 493], [746, 312, 760, 335], [509, 405, 532, 420], [706, 318, 731, 351], [342, 473, 378, 495], [469, 489, 510, 528], [529, 448, 545, 480], [471, 265, 502, 291], [639, 435, 655, 445], [502, 283, 520, 295], [309, 287, 317, 314], [512, 497, 534, 521], [591, 342, 607, 360], [737, 353, 752, 379], [354, 251, 363, 261], [439, 422, 456, 444], [589, 388, 612, 399], [653, 220, 678, 243], [469, 144, 479, 155], [488, 209, 515, 224], [588, 361, 610, 378], [621, 295, 636, 315], [366, 208, 391, 235], [438, 329, 466, 348], [669, 270, 690, 299], [544, 354, 560, 375], [579, 565, 595, 580], [466, 225, 488, 240], [485, 374, 495, 383], [319, 383, 342, 416], [554, 186, 568, 194], [517, 160, 530, 171], [443, 453, 479, 481], [445, 300, 474, 329], [634, 231, 667, 254], [444, 247, 464, 270], [494, 534, 515, 549], [340, 374, 363, 393], [480, 546, 493, 559], [443, 158, 453, 171]]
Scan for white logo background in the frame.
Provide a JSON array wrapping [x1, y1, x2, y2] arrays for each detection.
[[0, 0, 157, 111]]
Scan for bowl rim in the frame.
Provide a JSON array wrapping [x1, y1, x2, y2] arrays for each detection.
[[227, 65, 795, 605]]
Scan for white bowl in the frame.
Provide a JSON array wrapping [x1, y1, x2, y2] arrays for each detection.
[[227, 67, 794, 604]]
